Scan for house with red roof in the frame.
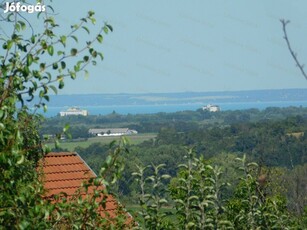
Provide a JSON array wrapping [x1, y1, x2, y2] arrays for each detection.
[[40, 152, 133, 228]]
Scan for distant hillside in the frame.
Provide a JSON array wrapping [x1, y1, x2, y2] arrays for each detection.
[[29, 88, 307, 107]]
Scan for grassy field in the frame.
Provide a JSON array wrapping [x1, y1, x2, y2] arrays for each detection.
[[48, 133, 156, 151]]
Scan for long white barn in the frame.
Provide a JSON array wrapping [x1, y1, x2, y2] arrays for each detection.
[[88, 128, 138, 137]]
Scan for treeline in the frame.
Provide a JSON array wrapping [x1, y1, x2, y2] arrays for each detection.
[[42, 106, 307, 138], [52, 109, 307, 216], [152, 115, 307, 167]]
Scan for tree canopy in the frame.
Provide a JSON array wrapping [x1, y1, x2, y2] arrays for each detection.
[[0, 1, 134, 229]]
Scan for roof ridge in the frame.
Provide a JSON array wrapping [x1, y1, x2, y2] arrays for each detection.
[[45, 152, 77, 157], [43, 169, 91, 173], [44, 193, 116, 200], [45, 177, 93, 182], [48, 185, 83, 190], [40, 171, 91, 176], [43, 162, 87, 166]]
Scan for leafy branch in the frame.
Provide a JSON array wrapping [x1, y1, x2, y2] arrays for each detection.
[[0, 1, 112, 111]]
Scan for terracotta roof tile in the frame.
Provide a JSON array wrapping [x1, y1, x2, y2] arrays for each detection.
[[43, 156, 83, 165], [43, 164, 90, 174], [39, 152, 133, 226], [45, 171, 92, 181], [44, 178, 88, 190]]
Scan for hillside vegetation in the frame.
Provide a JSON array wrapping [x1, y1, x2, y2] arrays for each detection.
[[46, 107, 307, 228]]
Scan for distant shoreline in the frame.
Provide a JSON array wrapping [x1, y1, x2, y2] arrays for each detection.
[[41, 100, 307, 118], [26, 88, 307, 117]]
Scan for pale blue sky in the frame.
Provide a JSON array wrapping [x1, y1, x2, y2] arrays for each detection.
[[14, 1, 307, 93]]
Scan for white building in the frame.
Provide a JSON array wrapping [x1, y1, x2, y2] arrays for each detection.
[[88, 128, 138, 137], [202, 104, 220, 112], [59, 107, 88, 116]]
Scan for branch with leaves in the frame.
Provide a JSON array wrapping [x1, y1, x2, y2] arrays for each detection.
[[0, 1, 117, 228], [0, 1, 112, 111]]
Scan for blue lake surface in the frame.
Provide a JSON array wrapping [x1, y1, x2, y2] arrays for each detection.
[[42, 101, 307, 117]]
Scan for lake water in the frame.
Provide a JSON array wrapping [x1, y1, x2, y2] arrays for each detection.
[[42, 100, 307, 117]]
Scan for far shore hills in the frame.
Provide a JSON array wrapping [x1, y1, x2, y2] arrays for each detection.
[[30, 88, 307, 108]]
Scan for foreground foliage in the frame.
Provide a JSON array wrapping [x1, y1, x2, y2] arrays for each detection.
[[132, 151, 304, 229], [0, 1, 134, 229]]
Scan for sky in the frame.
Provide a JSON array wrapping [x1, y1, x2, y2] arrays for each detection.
[[4, 1, 307, 94]]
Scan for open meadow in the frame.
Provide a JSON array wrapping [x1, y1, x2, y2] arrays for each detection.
[[47, 133, 157, 151]]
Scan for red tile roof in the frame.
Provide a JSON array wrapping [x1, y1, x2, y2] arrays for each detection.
[[41, 152, 96, 196], [39, 152, 133, 227]]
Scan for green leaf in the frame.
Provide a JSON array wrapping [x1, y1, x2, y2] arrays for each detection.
[[19, 20, 26, 30], [46, 72, 52, 81], [74, 64, 80, 72], [43, 104, 48, 113], [247, 162, 258, 167], [60, 36, 66, 46], [55, 139, 60, 148], [39, 90, 44, 98], [59, 80, 64, 89], [0, 110, 4, 119], [71, 35, 78, 43], [70, 72, 76, 79], [63, 124, 70, 133], [83, 56, 89, 62], [49, 85, 58, 94], [88, 11, 95, 17], [70, 48, 78, 56], [187, 222, 196, 227], [103, 26, 109, 34], [61, 61, 66, 69], [97, 34, 103, 43], [47, 5, 55, 13], [159, 199, 168, 204], [17, 155, 25, 165], [52, 63, 58, 70], [43, 95, 50, 102], [161, 174, 171, 179], [47, 46, 54, 56], [15, 23, 21, 32], [40, 63, 46, 71], [30, 35, 35, 44], [57, 51, 64, 56], [98, 52, 104, 60], [31, 80, 38, 90], [100, 167, 106, 175], [27, 54, 33, 66], [91, 51, 97, 58], [106, 155, 112, 166], [84, 70, 89, 79], [106, 24, 113, 32], [82, 26, 90, 34], [90, 17, 96, 25], [188, 196, 199, 201]]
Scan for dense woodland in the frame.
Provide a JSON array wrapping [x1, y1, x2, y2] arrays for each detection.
[[47, 107, 307, 222]]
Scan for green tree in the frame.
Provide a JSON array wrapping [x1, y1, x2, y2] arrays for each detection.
[[0, 1, 134, 229], [133, 151, 301, 229]]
